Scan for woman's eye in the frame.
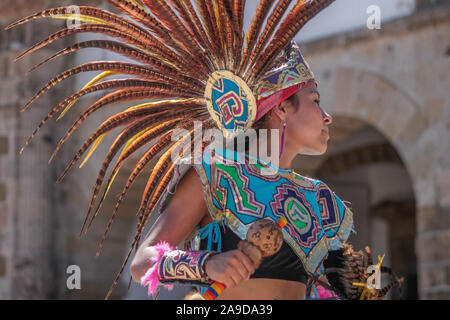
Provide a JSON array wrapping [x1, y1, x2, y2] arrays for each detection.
[[314, 99, 320, 105]]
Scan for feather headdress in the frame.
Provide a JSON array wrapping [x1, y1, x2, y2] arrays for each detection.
[[6, 0, 336, 298]]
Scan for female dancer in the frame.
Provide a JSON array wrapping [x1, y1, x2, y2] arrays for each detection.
[[130, 43, 352, 300]]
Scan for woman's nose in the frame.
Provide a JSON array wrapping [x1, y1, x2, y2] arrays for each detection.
[[323, 110, 333, 124]]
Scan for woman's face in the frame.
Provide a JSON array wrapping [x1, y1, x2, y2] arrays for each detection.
[[284, 82, 332, 155]]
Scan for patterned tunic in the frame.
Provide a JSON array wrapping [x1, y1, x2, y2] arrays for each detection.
[[161, 148, 354, 277]]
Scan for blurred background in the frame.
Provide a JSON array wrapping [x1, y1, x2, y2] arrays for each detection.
[[0, 0, 448, 299]]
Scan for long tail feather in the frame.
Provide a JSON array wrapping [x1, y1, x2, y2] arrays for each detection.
[[100, 131, 176, 248], [251, 0, 335, 82], [105, 0, 203, 66], [81, 117, 181, 236], [240, 0, 275, 73], [194, 0, 220, 61], [20, 80, 199, 155], [70, 99, 203, 171], [233, 0, 246, 34], [21, 78, 134, 154], [49, 86, 199, 164], [103, 122, 198, 300], [58, 108, 176, 185], [105, 118, 213, 299], [205, 0, 224, 65], [6, 5, 191, 69], [5, 6, 108, 30], [24, 39, 192, 78], [18, 24, 186, 73], [99, 119, 213, 249], [134, 119, 212, 251], [174, 1, 212, 52], [60, 99, 203, 179], [227, 0, 245, 71], [83, 109, 204, 235], [123, 121, 213, 288], [141, 0, 209, 70], [95, 124, 187, 257], [91, 112, 207, 242], [57, 71, 118, 121], [245, 0, 293, 75], [21, 61, 203, 113]]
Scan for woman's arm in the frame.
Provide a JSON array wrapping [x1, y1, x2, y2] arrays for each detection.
[[130, 168, 255, 288], [130, 168, 208, 282]]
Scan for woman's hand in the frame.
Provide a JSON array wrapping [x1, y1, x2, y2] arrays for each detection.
[[204, 249, 256, 289]]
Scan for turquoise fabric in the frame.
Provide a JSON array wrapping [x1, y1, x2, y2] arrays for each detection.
[[197, 220, 223, 253]]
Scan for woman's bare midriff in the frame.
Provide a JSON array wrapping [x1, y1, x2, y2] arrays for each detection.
[[216, 278, 306, 300]]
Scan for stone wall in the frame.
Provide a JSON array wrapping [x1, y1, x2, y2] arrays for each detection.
[[0, 0, 101, 299], [0, 0, 77, 299]]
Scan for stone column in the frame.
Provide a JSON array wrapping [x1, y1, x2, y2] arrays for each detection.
[[0, 0, 76, 299], [416, 205, 450, 299]]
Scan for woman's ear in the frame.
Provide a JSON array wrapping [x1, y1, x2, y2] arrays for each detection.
[[271, 102, 289, 122]]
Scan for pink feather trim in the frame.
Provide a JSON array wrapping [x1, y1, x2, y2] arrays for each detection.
[[316, 285, 338, 299], [140, 241, 174, 296]]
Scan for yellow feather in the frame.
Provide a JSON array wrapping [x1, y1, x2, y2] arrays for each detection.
[[121, 127, 155, 153], [57, 71, 118, 121], [376, 254, 385, 269], [94, 168, 120, 219], [214, 1, 225, 49], [92, 126, 156, 219], [78, 97, 200, 168], [79, 133, 108, 168], [124, 98, 203, 112], [352, 282, 367, 287], [51, 14, 112, 26]]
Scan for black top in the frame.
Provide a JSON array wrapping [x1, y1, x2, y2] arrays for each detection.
[[200, 223, 309, 284]]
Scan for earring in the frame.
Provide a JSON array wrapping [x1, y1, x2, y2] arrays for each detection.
[[280, 120, 287, 159]]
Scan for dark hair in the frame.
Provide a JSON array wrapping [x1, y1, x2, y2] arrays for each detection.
[[285, 91, 300, 110], [252, 91, 299, 130]]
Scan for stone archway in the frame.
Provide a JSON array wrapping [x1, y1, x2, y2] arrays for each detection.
[[330, 67, 431, 206], [328, 66, 446, 299]]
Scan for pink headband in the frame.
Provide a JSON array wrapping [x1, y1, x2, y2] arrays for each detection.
[[255, 79, 317, 121]]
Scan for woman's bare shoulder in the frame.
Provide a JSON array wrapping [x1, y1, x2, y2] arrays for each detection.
[[137, 167, 209, 248]]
